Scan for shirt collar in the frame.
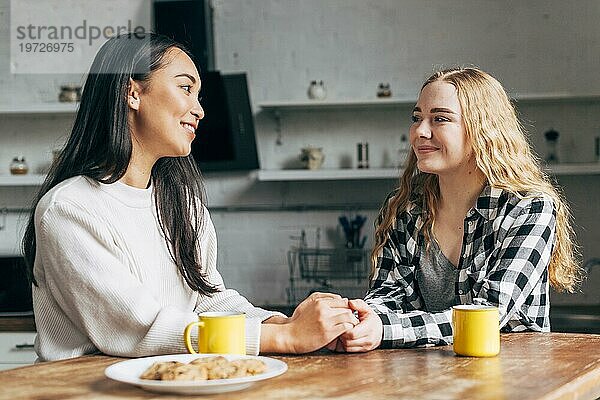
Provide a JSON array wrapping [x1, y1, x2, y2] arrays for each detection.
[[407, 184, 505, 221], [407, 201, 422, 217], [472, 185, 504, 221]]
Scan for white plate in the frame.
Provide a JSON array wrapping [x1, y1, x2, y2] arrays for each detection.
[[105, 354, 287, 395]]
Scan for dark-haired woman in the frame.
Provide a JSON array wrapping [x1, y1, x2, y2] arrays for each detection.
[[23, 34, 358, 361]]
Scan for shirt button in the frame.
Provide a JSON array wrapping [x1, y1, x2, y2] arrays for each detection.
[[458, 290, 464, 294]]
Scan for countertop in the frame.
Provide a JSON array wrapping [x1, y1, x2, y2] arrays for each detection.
[[1, 333, 599, 399], [0, 316, 35, 332]]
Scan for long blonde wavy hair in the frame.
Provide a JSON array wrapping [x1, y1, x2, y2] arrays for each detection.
[[371, 67, 581, 292]]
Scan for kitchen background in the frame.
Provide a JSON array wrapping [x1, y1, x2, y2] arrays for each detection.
[[0, 0, 599, 310]]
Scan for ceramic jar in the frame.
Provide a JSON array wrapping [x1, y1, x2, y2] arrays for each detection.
[[300, 147, 325, 170], [59, 85, 81, 102], [377, 83, 392, 97], [308, 81, 327, 100], [10, 156, 29, 175]]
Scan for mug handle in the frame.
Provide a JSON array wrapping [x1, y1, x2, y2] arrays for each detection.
[[184, 321, 204, 354]]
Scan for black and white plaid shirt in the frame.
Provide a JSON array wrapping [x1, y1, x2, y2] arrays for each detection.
[[365, 185, 555, 348]]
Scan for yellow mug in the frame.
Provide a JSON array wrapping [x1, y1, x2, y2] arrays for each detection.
[[452, 305, 500, 357], [184, 312, 246, 355]]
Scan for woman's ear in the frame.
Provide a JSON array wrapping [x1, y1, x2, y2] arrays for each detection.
[[128, 78, 142, 111]]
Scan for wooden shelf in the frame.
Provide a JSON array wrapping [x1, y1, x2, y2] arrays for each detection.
[[0, 103, 78, 115], [258, 163, 600, 181], [259, 98, 416, 111], [259, 94, 600, 112], [0, 164, 598, 186], [3, 94, 597, 115], [546, 162, 600, 175], [512, 93, 600, 104], [258, 168, 401, 181], [0, 174, 46, 186]]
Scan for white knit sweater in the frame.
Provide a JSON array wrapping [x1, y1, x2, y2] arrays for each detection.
[[32, 176, 276, 361]]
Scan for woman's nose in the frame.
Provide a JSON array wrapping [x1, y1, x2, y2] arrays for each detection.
[[415, 120, 432, 139], [191, 100, 204, 120]]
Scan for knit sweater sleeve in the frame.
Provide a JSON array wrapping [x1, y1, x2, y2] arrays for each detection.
[[194, 209, 285, 355], [36, 201, 199, 358]]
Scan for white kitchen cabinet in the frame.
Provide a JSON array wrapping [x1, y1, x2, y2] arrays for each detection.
[[0, 332, 37, 371]]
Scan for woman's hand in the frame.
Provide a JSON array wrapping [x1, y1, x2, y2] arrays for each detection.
[[331, 299, 383, 352], [261, 292, 358, 354], [263, 315, 289, 324]]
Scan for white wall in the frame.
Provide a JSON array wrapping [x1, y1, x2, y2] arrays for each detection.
[[211, 0, 600, 305], [214, 0, 600, 100], [0, 0, 599, 305]]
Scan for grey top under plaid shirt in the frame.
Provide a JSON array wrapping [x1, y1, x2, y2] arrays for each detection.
[[365, 185, 555, 348]]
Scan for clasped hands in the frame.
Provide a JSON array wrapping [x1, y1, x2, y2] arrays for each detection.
[[273, 292, 383, 353]]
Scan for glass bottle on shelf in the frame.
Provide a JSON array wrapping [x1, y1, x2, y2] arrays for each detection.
[[398, 134, 410, 166], [9, 156, 29, 175], [357, 142, 369, 169], [544, 129, 559, 164]]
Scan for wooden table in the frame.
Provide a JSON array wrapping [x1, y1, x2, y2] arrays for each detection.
[[1, 333, 599, 400]]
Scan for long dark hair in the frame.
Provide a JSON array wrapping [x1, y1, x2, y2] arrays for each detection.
[[22, 33, 218, 296]]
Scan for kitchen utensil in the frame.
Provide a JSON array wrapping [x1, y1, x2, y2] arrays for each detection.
[[339, 214, 367, 248]]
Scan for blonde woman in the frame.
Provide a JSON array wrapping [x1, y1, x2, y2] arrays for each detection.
[[330, 68, 581, 352]]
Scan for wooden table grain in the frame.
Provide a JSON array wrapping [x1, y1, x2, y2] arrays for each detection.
[[1, 333, 599, 400]]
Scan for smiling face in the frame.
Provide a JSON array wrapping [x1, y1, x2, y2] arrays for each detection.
[[409, 81, 474, 176], [128, 47, 203, 159]]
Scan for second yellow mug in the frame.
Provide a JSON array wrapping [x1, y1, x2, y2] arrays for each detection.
[[452, 304, 500, 357], [184, 312, 246, 355]]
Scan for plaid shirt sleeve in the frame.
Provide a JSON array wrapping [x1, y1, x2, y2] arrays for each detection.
[[364, 229, 454, 348], [365, 193, 556, 348], [474, 195, 556, 331]]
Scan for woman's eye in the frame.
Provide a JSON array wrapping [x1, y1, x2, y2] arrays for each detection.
[[181, 85, 192, 93], [434, 116, 450, 122]]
